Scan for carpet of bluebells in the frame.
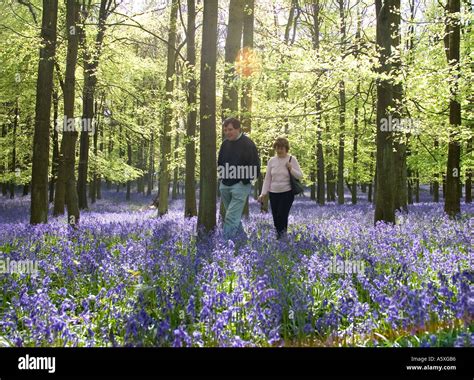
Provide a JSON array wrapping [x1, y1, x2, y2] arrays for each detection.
[[0, 188, 473, 347]]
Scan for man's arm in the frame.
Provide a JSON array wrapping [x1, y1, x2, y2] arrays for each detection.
[[217, 142, 224, 167]]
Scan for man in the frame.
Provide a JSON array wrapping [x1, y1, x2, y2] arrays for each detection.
[[218, 117, 260, 240]]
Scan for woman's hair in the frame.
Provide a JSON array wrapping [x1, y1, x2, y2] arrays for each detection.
[[273, 137, 289, 152]]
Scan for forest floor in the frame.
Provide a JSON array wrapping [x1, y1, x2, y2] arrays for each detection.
[[0, 188, 472, 347]]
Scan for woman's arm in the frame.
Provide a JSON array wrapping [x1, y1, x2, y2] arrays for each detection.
[[289, 156, 303, 179], [260, 159, 272, 196]]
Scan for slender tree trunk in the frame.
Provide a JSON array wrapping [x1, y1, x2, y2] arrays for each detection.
[[31, 0, 58, 224], [222, 0, 244, 120], [351, 12, 362, 206], [106, 126, 113, 190], [77, 59, 94, 210], [352, 83, 359, 205], [312, 1, 325, 206], [464, 0, 472, 203], [97, 114, 103, 199], [220, 0, 245, 218], [49, 90, 59, 203], [197, 0, 218, 234], [148, 132, 154, 197], [415, 171, 420, 203], [10, 100, 18, 199], [282, 0, 298, 134], [1, 123, 7, 196], [466, 137, 472, 203], [241, 0, 255, 215], [407, 136, 413, 205], [368, 152, 374, 203], [158, 0, 178, 216], [90, 100, 99, 204], [433, 139, 440, 202], [172, 130, 179, 200], [77, 0, 109, 210], [126, 138, 132, 201], [326, 119, 335, 202], [184, 0, 197, 217], [118, 122, 124, 196], [241, 0, 254, 132], [337, 0, 346, 205], [137, 140, 145, 194], [54, 0, 80, 224]]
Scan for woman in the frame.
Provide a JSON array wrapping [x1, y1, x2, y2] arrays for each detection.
[[257, 137, 303, 240]]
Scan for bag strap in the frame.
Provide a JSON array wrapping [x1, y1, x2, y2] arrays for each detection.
[[289, 155, 292, 162]]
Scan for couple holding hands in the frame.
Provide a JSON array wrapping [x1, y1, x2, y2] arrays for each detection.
[[218, 117, 303, 241]]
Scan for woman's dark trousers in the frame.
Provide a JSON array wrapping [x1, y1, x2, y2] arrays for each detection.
[[269, 190, 294, 238]]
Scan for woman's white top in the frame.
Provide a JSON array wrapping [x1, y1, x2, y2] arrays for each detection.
[[260, 155, 303, 195]]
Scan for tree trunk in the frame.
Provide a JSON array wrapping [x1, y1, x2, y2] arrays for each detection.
[[222, 0, 244, 119], [337, 0, 346, 206], [1, 123, 7, 197], [49, 90, 59, 203], [241, 0, 254, 132], [77, 0, 110, 211], [241, 0, 255, 215], [221, 0, 245, 217], [368, 151, 374, 203], [137, 140, 145, 194], [312, 1, 325, 206], [415, 171, 420, 203], [106, 126, 113, 190], [158, 0, 178, 216], [392, 0, 408, 213], [326, 119, 335, 202], [147, 132, 154, 196], [184, 0, 197, 217], [466, 137, 472, 203], [90, 100, 99, 204], [433, 139, 440, 202], [444, 0, 461, 217], [126, 138, 132, 201], [172, 130, 179, 200], [351, 10, 362, 205], [97, 113, 103, 199], [197, 0, 218, 234], [279, 0, 298, 134], [10, 100, 18, 200], [31, 0, 58, 224], [374, 0, 397, 225], [352, 83, 359, 205], [54, 0, 80, 225], [77, 68, 93, 209]]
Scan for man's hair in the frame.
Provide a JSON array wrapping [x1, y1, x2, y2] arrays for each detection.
[[222, 117, 241, 130], [273, 137, 290, 152]]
